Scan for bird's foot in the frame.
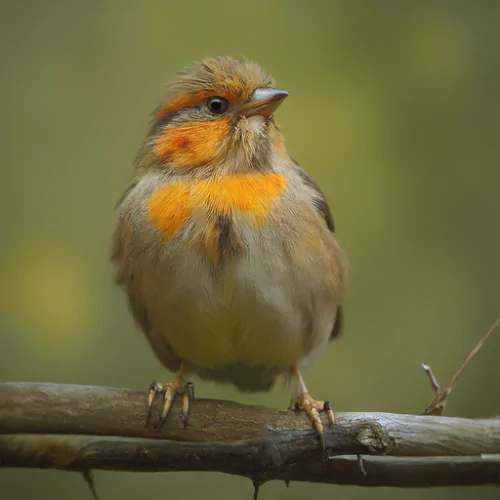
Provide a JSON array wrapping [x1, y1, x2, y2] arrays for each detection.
[[289, 393, 334, 452], [146, 364, 194, 430]]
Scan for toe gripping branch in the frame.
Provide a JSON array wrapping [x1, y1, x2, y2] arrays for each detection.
[[147, 380, 194, 430], [290, 394, 335, 451]]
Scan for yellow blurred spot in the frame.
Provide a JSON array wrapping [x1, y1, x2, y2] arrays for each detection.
[[2, 244, 91, 343]]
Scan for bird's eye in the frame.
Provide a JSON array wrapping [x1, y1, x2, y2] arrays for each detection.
[[206, 96, 230, 115]]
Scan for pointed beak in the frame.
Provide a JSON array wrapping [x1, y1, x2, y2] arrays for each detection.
[[240, 88, 289, 119]]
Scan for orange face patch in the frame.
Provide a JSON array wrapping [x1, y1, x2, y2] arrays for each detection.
[[148, 174, 287, 240], [154, 117, 231, 168]]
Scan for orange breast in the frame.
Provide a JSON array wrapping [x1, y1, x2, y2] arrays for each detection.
[[148, 173, 287, 243]]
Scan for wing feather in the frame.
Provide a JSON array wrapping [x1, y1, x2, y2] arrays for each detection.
[[291, 159, 344, 339]]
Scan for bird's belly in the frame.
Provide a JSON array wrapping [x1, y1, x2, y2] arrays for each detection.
[[146, 248, 308, 373]]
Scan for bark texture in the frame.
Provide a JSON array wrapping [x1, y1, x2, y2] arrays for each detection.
[[1, 382, 499, 488]]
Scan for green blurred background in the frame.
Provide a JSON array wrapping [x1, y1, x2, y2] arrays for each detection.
[[1, 1, 499, 499]]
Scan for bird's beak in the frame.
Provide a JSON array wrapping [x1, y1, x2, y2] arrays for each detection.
[[240, 88, 289, 119]]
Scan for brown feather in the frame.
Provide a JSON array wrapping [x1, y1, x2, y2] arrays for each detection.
[[290, 158, 344, 339]]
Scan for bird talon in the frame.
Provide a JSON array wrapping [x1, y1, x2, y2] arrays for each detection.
[[323, 400, 335, 427], [289, 390, 335, 454], [185, 381, 195, 399], [145, 363, 193, 430], [311, 410, 324, 436], [182, 382, 195, 427], [157, 382, 181, 430], [146, 381, 164, 426], [319, 433, 326, 454]]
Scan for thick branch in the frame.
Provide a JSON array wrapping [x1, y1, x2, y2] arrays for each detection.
[[1, 382, 499, 488]]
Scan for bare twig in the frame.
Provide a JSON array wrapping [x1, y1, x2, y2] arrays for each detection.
[[422, 318, 500, 415], [421, 364, 441, 393], [0, 382, 500, 491]]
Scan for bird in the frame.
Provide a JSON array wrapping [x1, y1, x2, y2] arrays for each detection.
[[112, 57, 347, 444]]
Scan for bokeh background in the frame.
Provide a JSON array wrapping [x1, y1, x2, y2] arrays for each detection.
[[1, 1, 500, 499]]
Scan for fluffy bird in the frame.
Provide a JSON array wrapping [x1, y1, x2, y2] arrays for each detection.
[[112, 57, 347, 441]]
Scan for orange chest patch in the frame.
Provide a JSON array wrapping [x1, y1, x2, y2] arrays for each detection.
[[147, 173, 287, 240]]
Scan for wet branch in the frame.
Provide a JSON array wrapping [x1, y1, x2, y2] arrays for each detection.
[[1, 382, 500, 490]]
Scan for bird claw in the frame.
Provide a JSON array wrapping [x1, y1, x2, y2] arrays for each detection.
[[146, 381, 164, 427], [146, 378, 194, 430], [182, 382, 195, 427], [289, 393, 335, 453]]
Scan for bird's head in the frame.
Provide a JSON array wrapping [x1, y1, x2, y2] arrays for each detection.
[[137, 57, 289, 174]]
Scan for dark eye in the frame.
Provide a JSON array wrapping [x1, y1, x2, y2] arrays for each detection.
[[206, 96, 230, 115]]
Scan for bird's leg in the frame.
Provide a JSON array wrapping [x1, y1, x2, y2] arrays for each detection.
[[289, 365, 334, 450], [146, 362, 194, 430]]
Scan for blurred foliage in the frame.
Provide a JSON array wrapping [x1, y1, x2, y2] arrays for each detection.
[[1, 1, 500, 499]]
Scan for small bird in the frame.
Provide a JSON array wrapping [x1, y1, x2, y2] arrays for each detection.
[[112, 57, 347, 443]]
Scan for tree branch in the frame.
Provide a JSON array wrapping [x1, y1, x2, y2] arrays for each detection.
[[1, 382, 500, 490]]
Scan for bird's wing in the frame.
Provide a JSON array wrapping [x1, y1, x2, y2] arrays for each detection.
[[291, 159, 343, 339]]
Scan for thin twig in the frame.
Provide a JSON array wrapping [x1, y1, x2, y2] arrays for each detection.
[[423, 318, 500, 415], [445, 318, 500, 390], [421, 364, 440, 393]]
